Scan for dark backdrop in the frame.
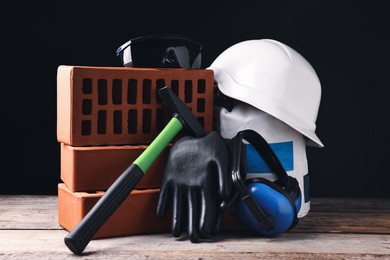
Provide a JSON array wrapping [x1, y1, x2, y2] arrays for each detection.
[[2, 1, 389, 197]]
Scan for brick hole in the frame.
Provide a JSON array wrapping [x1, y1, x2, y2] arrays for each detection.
[[156, 108, 165, 132], [185, 80, 192, 103], [97, 110, 107, 134], [127, 109, 137, 134], [143, 79, 152, 104], [197, 79, 206, 93], [82, 99, 92, 115], [156, 79, 165, 103], [82, 78, 92, 94], [127, 79, 137, 104], [197, 98, 205, 112], [197, 117, 205, 128], [81, 120, 91, 135], [170, 80, 179, 96], [98, 79, 108, 105], [142, 109, 152, 133], [113, 110, 122, 134], [112, 79, 122, 105]]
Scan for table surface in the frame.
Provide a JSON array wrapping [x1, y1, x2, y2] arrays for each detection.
[[0, 196, 389, 259]]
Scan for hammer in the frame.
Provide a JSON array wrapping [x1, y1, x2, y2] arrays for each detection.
[[64, 86, 206, 255]]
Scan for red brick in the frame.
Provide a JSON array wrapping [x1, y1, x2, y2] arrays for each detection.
[[57, 65, 214, 146], [58, 183, 171, 239], [60, 143, 169, 192]]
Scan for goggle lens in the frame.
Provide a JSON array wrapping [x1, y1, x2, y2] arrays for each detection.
[[116, 35, 202, 69]]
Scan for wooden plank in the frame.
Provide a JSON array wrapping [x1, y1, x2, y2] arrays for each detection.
[[0, 230, 389, 259], [0, 196, 390, 258], [1, 196, 390, 234], [222, 198, 390, 235], [310, 198, 390, 213], [293, 212, 390, 234], [0, 195, 61, 229], [295, 198, 390, 234]]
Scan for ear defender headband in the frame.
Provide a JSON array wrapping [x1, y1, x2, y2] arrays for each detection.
[[231, 129, 302, 236]]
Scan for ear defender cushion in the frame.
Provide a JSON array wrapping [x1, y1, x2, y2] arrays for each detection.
[[286, 176, 302, 213], [235, 178, 300, 236], [295, 192, 302, 214], [275, 176, 303, 213]]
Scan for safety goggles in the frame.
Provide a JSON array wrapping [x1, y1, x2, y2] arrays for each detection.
[[116, 34, 202, 69]]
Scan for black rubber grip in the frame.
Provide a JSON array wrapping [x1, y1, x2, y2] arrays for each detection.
[[64, 164, 144, 255]]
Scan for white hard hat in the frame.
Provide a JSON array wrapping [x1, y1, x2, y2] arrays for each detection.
[[208, 39, 324, 147]]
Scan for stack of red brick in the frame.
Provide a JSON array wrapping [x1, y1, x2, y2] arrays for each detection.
[[56, 65, 215, 239]]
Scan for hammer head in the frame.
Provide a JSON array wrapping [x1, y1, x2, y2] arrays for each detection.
[[158, 86, 206, 138]]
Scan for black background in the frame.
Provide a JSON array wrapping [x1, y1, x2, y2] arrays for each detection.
[[2, 1, 389, 197]]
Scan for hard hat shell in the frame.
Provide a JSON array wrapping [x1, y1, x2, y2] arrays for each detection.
[[208, 39, 323, 147]]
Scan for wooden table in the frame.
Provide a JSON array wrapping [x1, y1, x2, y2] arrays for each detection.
[[1, 196, 389, 259]]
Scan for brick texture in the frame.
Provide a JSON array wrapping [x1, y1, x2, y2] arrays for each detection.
[[57, 66, 215, 238], [57, 65, 214, 146], [60, 143, 169, 192], [57, 183, 171, 239]]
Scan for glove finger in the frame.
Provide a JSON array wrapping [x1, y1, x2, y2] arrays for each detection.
[[213, 135, 233, 203], [188, 188, 200, 243], [156, 181, 171, 218], [211, 208, 225, 236], [199, 188, 217, 237], [172, 184, 184, 237]]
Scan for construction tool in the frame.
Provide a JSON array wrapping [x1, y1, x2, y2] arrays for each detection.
[[64, 86, 206, 255]]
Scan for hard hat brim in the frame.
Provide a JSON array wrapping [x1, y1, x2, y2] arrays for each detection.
[[214, 70, 324, 148]]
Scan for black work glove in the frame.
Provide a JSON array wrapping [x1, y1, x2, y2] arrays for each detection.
[[156, 131, 233, 242]]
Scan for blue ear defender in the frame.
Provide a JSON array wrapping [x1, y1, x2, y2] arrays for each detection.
[[231, 129, 302, 236]]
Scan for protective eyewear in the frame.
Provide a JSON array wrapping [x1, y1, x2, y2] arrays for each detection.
[[116, 34, 202, 69]]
